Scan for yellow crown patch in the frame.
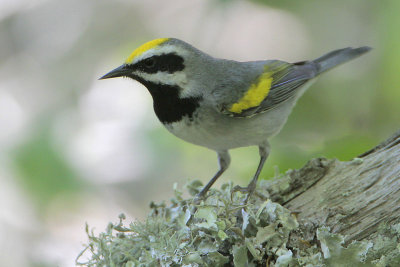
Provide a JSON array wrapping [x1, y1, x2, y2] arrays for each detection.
[[125, 38, 169, 64]]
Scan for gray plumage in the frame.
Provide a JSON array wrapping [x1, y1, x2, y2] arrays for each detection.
[[314, 46, 372, 74], [100, 38, 371, 199]]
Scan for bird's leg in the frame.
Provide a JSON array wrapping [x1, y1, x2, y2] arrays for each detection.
[[196, 151, 231, 199], [233, 143, 270, 201]]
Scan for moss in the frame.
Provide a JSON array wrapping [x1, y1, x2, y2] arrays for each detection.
[[76, 181, 400, 266]]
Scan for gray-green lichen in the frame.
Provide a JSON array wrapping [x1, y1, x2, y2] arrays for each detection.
[[76, 181, 400, 266], [366, 222, 400, 267]]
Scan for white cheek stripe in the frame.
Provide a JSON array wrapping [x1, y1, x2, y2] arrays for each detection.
[[138, 71, 188, 88], [137, 71, 199, 99]]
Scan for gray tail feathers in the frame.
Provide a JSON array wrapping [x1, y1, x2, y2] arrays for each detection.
[[313, 46, 372, 74]]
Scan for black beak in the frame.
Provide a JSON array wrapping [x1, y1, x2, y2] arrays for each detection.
[[99, 65, 131, 80]]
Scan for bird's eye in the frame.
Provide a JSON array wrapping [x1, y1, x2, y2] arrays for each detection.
[[143, 58, 156, 68]]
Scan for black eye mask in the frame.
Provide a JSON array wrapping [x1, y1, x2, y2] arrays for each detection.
[[128, 53, 185, 74]]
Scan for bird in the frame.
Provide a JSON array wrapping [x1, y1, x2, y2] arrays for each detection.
[[100, 38, 371, 200]]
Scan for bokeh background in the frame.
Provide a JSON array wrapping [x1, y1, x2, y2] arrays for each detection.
[[0, 0, 399, 265]]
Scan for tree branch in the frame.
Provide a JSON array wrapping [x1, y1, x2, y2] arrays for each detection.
[[77, 130, 400, 266], [265, 130, 400, 243]]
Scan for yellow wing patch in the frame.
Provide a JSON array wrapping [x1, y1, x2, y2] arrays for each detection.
[[125, 38, 169, 64], [229, 72, 273, 113]]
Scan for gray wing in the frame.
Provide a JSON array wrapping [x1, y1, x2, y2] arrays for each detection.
[[232, 61, 319, 118], [224, 47, 370, 118], [260, 62, 318, 109], [253, 46, 371, 116]]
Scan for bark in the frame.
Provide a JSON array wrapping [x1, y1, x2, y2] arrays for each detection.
[[78, 130, 400, 266], [264, 130, 400, 245]]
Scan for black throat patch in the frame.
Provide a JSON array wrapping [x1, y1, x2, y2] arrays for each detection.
[[124, 53, 201, 124], [134, 78, 202, 124]]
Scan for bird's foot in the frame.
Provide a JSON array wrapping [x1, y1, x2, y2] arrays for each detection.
[[192, 185, 210, 205], [231, 182, 257, 204], [193, 193, 204, 205]]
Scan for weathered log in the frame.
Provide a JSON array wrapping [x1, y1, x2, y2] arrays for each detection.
[[265, 130, 400, 244], [78, 130, 400, 266]]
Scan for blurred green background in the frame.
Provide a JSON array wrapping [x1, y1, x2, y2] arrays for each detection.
[[0, 0, 398, 266]]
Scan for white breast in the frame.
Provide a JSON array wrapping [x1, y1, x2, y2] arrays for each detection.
[[163, 80, 315, 151]]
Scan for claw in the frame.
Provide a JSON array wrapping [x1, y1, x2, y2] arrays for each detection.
[[231, 183, 257, 203], [193, 193, 204, 205]]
